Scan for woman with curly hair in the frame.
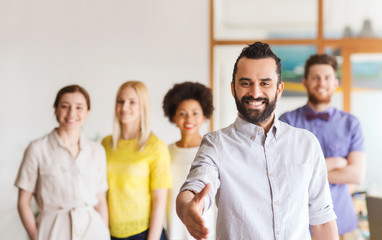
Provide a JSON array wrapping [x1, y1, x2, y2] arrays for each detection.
[[162, 81, 216, 240]]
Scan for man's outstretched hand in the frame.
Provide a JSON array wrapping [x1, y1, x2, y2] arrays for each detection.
[[176, 183, 212, 240]]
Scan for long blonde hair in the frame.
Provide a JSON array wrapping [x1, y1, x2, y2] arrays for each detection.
[[112, 81, 151, 151]]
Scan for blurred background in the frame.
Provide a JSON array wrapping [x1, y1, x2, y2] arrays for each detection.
[[1, 0, 382, 238]]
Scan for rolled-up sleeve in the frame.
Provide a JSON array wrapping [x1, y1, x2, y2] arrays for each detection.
[[308, 138, 337, 225], [180, 133, 220, 211]]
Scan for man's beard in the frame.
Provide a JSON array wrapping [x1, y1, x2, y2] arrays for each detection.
[[234, 90, 277, 125], [307, 92, 331, 105]]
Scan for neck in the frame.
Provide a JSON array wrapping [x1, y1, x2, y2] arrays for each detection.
[[176, 133, 202, 148], [56, 128, 81, 147], [120, 121, 140, 140], [244, 113, 274, 135], [307, 101, 331, 112]]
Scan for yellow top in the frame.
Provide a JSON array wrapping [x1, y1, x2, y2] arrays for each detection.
[[102, 134, 172, 238]]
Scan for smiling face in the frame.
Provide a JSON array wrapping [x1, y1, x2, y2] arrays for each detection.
[[55, 92, 90, 131], [303, 64, 338, 105], [115, 86, 141, 126], [231, 57, 284, 126], [172, 99, 206, 136]]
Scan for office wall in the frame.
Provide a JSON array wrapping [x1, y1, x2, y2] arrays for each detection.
[[0, 1, 209, 238]]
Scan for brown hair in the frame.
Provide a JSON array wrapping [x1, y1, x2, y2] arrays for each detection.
[[304, 54, 338, 79], [53, 85, 91, 110]]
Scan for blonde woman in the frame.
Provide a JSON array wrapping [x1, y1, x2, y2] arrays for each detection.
[[15, 85, 110, 240], [102, 81, 171, 240], [162, 82, 216, 240]]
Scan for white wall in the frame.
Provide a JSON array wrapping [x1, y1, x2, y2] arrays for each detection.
[[0, 1, 209, 239]]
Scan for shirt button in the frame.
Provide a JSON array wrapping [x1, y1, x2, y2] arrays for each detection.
[[257, 129, 262, 133], [276, 230, 280, 235], [250, 136, 255, 140], [266, 145, 270, 149], [274, 201, 279, 206], [269, 173, 274, 177]]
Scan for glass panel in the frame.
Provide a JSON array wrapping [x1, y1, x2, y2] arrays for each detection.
[[324, 0, 382, 38], [214, 0, 317, 40], [350, 53, 382, 196]]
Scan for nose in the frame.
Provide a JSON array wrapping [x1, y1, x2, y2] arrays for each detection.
[[122, 102, 129, 111], [249, 84, 262, 98], [317, 77, 326, 86], [68, 106, 76, 116]]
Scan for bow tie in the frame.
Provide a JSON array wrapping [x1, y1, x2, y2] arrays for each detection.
[[306, 112, 330, 121]]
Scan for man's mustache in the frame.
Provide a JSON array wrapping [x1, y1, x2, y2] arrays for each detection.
[[241, 96, 269, 104]]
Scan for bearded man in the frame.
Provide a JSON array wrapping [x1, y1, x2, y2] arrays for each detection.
[[280, 54, 366, 240], [175, 42, 339, 240]]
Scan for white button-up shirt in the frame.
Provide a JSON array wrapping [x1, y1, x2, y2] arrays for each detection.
[[180, 116, 336, 240]]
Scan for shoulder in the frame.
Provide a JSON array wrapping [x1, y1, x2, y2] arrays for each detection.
[[83, 137, 105, 153], [334, 108, 360, 122], [279, 121, 318, 143], [101, 135, 113, 149], [27, 132, 53, 151], [147, 133, 168, 151], [332, 108, 362, 129], [279, 106, 305, 122]]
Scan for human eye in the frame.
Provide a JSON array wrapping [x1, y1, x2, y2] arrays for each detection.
[[117, 99, 124, 105], [193, 111, 201, 116], [60, 103, 69, 109], [239, 80, 251, 88], [311, 75, 319, 81], [260, 81, 270, 87], [179, 112, 186, 117]]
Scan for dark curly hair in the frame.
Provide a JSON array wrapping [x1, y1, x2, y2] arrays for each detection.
[[163, 81, 214, 123]]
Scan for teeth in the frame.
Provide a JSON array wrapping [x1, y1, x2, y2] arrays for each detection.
[[249, 101, 262, 106]]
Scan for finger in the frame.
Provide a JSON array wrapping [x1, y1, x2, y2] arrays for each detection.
[[188, 207, 209, 238], [187, 223, 209, 239], [195, 183, 211, 202]]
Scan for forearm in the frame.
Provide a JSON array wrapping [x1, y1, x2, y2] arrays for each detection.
[[328, 165, 363, 184], [311, 220, 339, 240], [94, 192, 109, 227], [148, 189, 167, 240], [325, 157, 347, 172], [327, 151, 366, 185], [18, 190, 37, 240]]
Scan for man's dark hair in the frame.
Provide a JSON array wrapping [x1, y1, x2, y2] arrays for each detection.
[[232, 42, 282, 84], [162, 81, 214, 123], [304, 54, 338, 79]]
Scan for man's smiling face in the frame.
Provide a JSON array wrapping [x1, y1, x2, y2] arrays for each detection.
[[231, 57, 284, 125]]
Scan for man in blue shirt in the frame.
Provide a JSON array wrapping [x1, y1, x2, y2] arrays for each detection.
[[176, 42, 339, 240], [280, 54, 366, 240]]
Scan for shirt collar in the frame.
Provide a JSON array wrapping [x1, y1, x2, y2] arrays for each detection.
[[233, 114, 280, 140], [303, 104, 335, 116], [49, 128, 87, 150]]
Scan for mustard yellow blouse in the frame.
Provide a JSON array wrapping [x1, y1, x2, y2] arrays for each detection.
[[102, 134, 172, 238]]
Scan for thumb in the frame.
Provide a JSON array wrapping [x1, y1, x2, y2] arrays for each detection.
[[195, 183, 211, 202]]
